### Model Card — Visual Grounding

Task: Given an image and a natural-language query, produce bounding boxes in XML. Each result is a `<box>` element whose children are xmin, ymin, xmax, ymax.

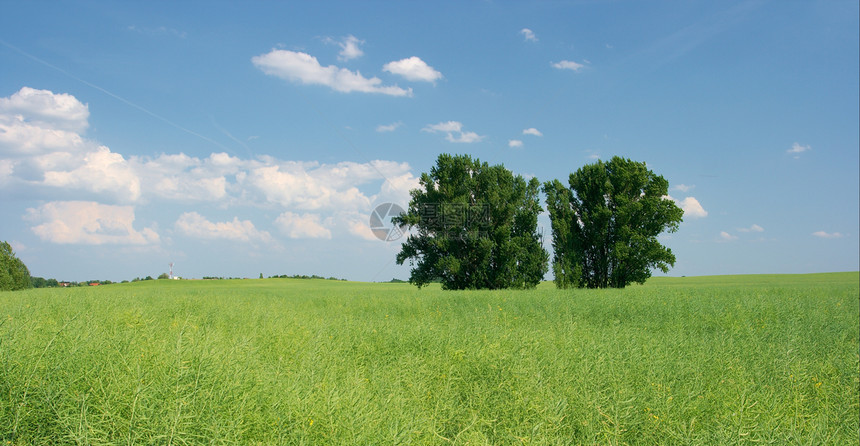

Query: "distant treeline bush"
<box><xmin>269</xmin><ymin>274</ymin><xmax>346</xmax><ymax>281</ymax></box>
<box><xmin>31</xmin><ymin>277</ymin><xmax>117</xmax><ymax>287</ymax></box>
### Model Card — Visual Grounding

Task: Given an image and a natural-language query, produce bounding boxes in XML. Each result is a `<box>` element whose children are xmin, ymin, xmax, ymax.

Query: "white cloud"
<box><xmin>738</xmin><ymin>224</ymin><xmax>764</xmax><ymax>233</ymax></box>
<box><xmin>252</xmin><ymin>49</ymin><xmax>412</xmax><ymax>96</ymax></box>
<box><xmin>422</xmin><ymin>121</ymin><xmax>485</xmax><ymax>143</ymax></box>
<box><xmin>132</xmin><ymin>152</ymin><xmax>235</xmax><ymax>202</ymax></box>
<box><xmin>341</xmin><ymin>212</ymin><xmax>381</xmax><ymax>241</ymax></box>
<box><xmin>0</xmin><ymin>114</ymin><xmax>87</xmax><ymax>156</ymax></box>
<box><xmin>0</xmin><ymin>88</ymin><xmax>142</xmax><ymax>202</ymax></box>
<box><xmin>275</xmin><ymin>212</ymin><xmax>332</xmax><ymax>239</ymax></box>
<box><xmin>0</xmin><ymin>88</ymin><xmax>415</xmax><ymax>209</ymax></box>
<box><xmin>376</xmin><ymin>122</ymin><xmax>402</xmax><ymax>132</ymax></box>
<box><xmin>243</xmin><ymin>159</ymin><xmax>413</xmax><ymax>212</ymax></box>
<box><xmin>552</xmin><ymin>60</ymin><xmax>585</xmax><ymax>72</ymax></box>
<box><xmin>383</xmin><ymin>57</ymin><xmax>443</xmax><ymax>83</ymax></box>
<box><xmin>1</xmin><ymin>88</ymin><xmax>426</xmax><ymax>247</ymax></box>
<box><xmin>423</xmin><ymin>121</ymin><xmax>463</xmax><ymax>133</ymax></box>
<box><xmin>670</xmin><ymin>196</ymin><xmax>707</xmax><ymax>219</ymax></box>
<box><xmin>509</xmin><ymin>139</ymin><xmax>523</xmax><ymax>148</ymax></box>
<box><xmin>449</xmin><ymin>131</ymin><xmax>484</xmax><ymax>143</ymax></box>
<box><xmin>0</xmin><ymin>87</ymin><xmax>91</xmax><ymax>158</ymax></box>
<box><xmin>522</xmin><ymin>128</ymin><xmax>543</xmax><ymax>137</ymax></box>
<box><xmin>175</xmin><ymin>212</ymin><xmax>272</xmax><ymax>242</ymax></box>
<box><xmin>672</xmin><ymin>184</ymin><xmax>694</xmax><ymax>193</ymax></box>
<box><xmin>0</xmin><ymin>87</ymin><xmax>89</xmax><ymax>133</ymax></box>
<box><xmin>26</xmin><ymin>201</ymin><xmax>159</xmax><ymax>245</ymax></box>
<box><xmin>335</xmin><ymin>35</ymin><xmax>364</xmax><ymax>61</ymax></box>
<box><xmin>520</xmin><ymin>28</ymin><xmax>538</xmax><ymax>42</ymax></box>
<box><xmin>43</xmin><ymin>146</ymin><xmax>141</xmax><ymax>202</ymax></box>
<box><xmin>719</xmin><ymin>231</ymin><xmax>738</xmax><ymax>241</ymax></box>
<box><xmin>812</xmin><ymin>231</ymin><xmax>844</xmax><ymax>239</ymax></box>
<box><xmin>787</xmin><ymin>142</ymin><xmax>811</xmax><ymax>154</ymax></box>
<box><xmin>0</xmin><ymin>159</ymin><xmax>12</xmax><ymax>180</ymax></box>
<box><xmin>376</xmin><ymin>171</ymin><xmax>420</xmax><ymax>207</ymax></box>
<box><xmin>247</xmin><ymin>163</ymin><xmax>369</xmax><ymax>211</ymax></box>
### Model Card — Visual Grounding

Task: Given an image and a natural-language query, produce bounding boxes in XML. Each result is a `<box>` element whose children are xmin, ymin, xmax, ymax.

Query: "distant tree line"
<box><xmin>268</xmin><ymin>274</ymin><xmax>346</xmax><ymax>281</ymax></box>
<box><xmin>395</xmin><ymin>154</ymin><xmax>684</xmax><ymax>290</ymax></box>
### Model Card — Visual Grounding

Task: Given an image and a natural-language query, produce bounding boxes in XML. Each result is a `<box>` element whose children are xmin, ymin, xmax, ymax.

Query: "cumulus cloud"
<box><xmin>240</xmin><ymin>159</ymin><xmax>413</xmax><ymax>212</ymax></box>
<box><xmin>252</xmin><ymin>49</ymin><xmax>412</xmax><ymax>96</ymax></box>
<box><xmin>787</xmin><ymin>142</ymin><xmax>811</xmax><ymax>155</ymax></box>
<box><xmin>0</xmin><ymin>87</ymin><xmax>141</xmax><ymax>201</ymax></box>
<box><xmin>738</xmin><ymin>224</ymin><xmax>764</xmax><ymax>233</ymax></box>
<box><xmin>520</xmin><ymin>28</ymin><xmax>538</xmax><ymax>42</ymax></box>
<box><xmin>719</xmin><ymin>231</ymin><xmax>738</xmax><ymax>241</ymax></box>
<box><xmin>383</xmin><ymin>57</ymin><xmax>443</xmax><ymax>83</ymax></box>
<box><xmin>522</xmin><ymin>128</ymin><xmax>543</xmax><ymax>137</ymax></box>
<box><xmin>248</xmin><ymin>164</ymin><xmax>365</xmax><ymax>210</ymax></box>
<box><xmin>423</xmin><ymin>121</ymin><xmax>462</xmax><ymax>133</ymax></box>
<box><xmin>509</xmin><ymin>140</ymin><xmax>523</xmax><ymax>148</ymax></box>
<box><xmin>552</xmin><ymin>60</ymin><xmax>585</xmax><ymax>72</ymax></box>
<box><xmin>0</xmin><ymin>87</ymin><xmax>89</xmax><ymax>133</ymax></box>
<box><xmin>667</xmin><ymin>196</ymin><xmax>707</xmax><ymax>219</ymax></box>
<box><xmin>422</xmin><ymin>121</ymin><xmax>485</xmax><ymax>143</ymax></box>
<box><xmin>275</xmin><ymin>212</ymin><xmax>332</xmax><ymax>239</ymax></box>
<box><xmin>344</xmin><ymin>215</ymin><xmax>381</xmax><ymax>241</ymax></box>
<box><xmin>26</xmin><ymin>201</ymin><xmax>159</xmax><ymax>245</ymax></box>
<box><xmin>812</xmin><ymin>231</ymin><xmax>843</xmax><ymax>239</ymax></box>
<box><xmin>0</xmin><ymin>114</ymin><xmax>87</xmax><ymax>156</ymax></box>
<box><xmin>376</xmin><ymin>171</ymin><xmax>420</xmax><ymax>207</ymax></box>
<box><xmin>0</xmin><ymin>88</ymin><xmax>417</xmax><ymax>210</ymax></box>
<box><xmin>2</xmin><ymin>88</ymin><xmax>427</xmax><ymax>248</ymax></box>
<box><xmin>43</xmin><ymin>146</ymin><xmax>141</xmax><ymax>202</ymax></box>
<box><xmin>376</xmin><ymin>122</ymin><xmax>402</xmax><ymax>132</ymax></box>
<box><xmin>0</xmin><ymin>87</ymin><xmax>90</xmax><ymax>158</ymax></box>
<box><xmin>131</xmin><ymin>152</ymin><xmax>236</xmax><ymax>202</ymax></box>
<box><xmin>332</xmin><ymin>35</ymin><xmax>364</xmax><ymax>61</ymax></box>
<box><xmin>175</xmin><ymin>212</ymin><xmax>272</xmax><ymax>242</ymax></box>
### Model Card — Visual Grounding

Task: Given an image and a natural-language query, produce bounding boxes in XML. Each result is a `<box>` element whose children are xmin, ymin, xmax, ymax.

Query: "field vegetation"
<box><xmin>1</xmin><ymin>273</ymin><xmax>857</xmax><ymax>444</ymax></box>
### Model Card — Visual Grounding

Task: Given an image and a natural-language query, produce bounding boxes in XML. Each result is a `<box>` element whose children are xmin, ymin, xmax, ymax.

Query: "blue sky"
<box><xmin>1</xmin><ymin>0</ymin><xmax>857</xmax><ymax>282</ymax></box>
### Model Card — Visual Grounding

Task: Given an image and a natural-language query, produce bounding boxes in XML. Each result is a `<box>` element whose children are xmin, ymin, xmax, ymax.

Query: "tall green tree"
<box><xmin>0</xmin><ymin>241</ymin><xmax>32</xmax><ymax>291</ymax></box>
<box><xmin>543</xmin><ymin>157</ymin><xmax>683</xmax><ymax>289</ymax></box>
<box><xmin>395</xmin><ymin>154</ymin><xmax>548</xmax><ymax>289</ymax></box>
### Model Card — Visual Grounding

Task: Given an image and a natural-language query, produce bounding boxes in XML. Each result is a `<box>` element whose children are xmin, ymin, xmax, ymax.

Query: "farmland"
<box><xmin>1</xmin><ymin>273</ymin><xmax>857</xmax><ymax>444</ymax></box>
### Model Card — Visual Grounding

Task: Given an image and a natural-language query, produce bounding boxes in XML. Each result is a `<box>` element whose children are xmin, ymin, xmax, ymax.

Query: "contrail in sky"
<box><xmin>0</xmin><ymin>38</ymin><xmax>236</xmax><ymax>155</ymax></box>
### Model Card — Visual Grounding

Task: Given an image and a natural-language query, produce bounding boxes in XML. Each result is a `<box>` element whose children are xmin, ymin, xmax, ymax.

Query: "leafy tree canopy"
<box><xmin>395</xmin><ymin>153</ymin><xmax>548</xmax><ymax>290</ymax></box>
<box><xmin>1</xmin><ymin>241</ymin><xmax>32</xmax><ymax>291</ymax></box>
<box><xmin>543</xmin><ymin>156</ymin><xmax>683</xmax><ymax>289</ymax></box>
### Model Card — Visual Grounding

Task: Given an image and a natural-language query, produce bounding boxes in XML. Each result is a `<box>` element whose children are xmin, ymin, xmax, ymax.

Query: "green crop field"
<box><xmin>1</xmin><ymin>273</ymin><xmax>857</xmax><ymax>444</ymax></box>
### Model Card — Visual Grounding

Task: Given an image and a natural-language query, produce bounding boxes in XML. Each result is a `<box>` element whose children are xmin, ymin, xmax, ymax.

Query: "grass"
<box><xmin>0</xmin><ymin>273</ymin><xmax>857</xmax><ymax>444</ymax></box>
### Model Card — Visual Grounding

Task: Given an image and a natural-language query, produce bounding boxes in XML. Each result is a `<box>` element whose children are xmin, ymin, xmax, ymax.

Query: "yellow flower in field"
<box><xmin>309</xmin><ymin>418</ymin><xmax>314</xmax><ymax>426</ymax></box>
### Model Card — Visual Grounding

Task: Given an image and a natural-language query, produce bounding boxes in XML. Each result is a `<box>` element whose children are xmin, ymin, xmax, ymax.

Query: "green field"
<box><xmin>1</xmin><ymin>273</ymin><xmax>858</xmax><ymax>444</ymax></box>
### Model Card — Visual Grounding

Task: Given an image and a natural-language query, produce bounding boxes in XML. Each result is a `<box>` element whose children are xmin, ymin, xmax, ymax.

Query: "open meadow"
<box><xmin>1</xmin><ymin>273</ymin><xmax>858</xmax><ymax>444</ymax></box>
